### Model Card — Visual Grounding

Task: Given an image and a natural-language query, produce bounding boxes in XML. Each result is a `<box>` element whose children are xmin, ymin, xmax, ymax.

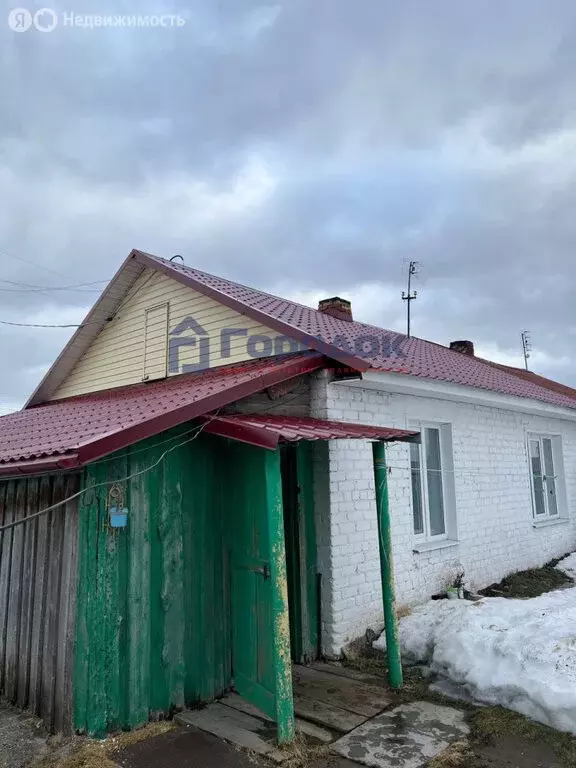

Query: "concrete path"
<box><xmin>331</xmin><ymin>701</ymin><xmax>470</xmax><ymax>768</ymax></box>
<box><xmin>175</xmin><ymin>704</ymin><xmax>285</xmax><ymax>762</ymax></box>
<box><xmin>175</xmin><ymin>661</ymin><xmax>392</xmax><ymax>756</ymax></box>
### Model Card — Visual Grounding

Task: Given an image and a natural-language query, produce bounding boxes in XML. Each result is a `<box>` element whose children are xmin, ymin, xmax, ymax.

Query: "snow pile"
<box><xmin>557</xmin><ymin>552</ymin><xmax>576</xmax><ymax>581</ymax></box>
<box><xmin>374</xmin><ymin>587</ymin><xmax>576</xmax><ymax>733</ymax></box>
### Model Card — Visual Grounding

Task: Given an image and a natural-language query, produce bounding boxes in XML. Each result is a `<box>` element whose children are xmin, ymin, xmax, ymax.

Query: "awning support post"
<box><xmin>372</xmin><ymin>440</ymin><xmax>403</xmax><ymax>689</ymax></box>
<box><xmin>264</xmin><ymin>450</ymin><xmax>296</xmax><ymax>745</ymax></box>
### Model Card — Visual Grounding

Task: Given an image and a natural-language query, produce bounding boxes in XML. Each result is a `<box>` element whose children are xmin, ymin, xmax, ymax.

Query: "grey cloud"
<box><xmin>0</xmin><ymin>0</ymin><xmax>576</xmax><ymax>407</ymax></box>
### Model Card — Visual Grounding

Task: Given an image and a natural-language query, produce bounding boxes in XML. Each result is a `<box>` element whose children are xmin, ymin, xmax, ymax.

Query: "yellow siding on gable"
<box><xmin>51</xmin><ymin>269</ymin><xmax>303</xmax><ymax>400</ymax></box>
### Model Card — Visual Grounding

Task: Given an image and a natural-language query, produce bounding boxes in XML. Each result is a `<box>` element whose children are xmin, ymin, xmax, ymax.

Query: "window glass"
<box><xmin>425</xmin><ymin>427</ymin><xmax>446</xmax><ymax>536</ymax></box>
<box><xmin>542</xmin><ymin>438</ymin><xmax>558</xmax><ymax>517</ymax></box>
<box><xmin>410</xmin><ymin>442</ymin><xmax>424</xmax><ymax>535</ymax></box>
<box><xmin>530</xmin><ymin>439</ymin><xmax>546</xmax><ymax>516</ymax></box>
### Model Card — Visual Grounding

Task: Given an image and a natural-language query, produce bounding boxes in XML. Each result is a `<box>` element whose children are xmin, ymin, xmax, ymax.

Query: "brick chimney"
<box><xmin>318</xmin><ymin>296</ymin><xmax>353</xmax><ymax>322</ymax></box>
<box><xmin>450</xmin><ymin>340</ymin><xmax>475</xmax><ymax>356</ymax></box>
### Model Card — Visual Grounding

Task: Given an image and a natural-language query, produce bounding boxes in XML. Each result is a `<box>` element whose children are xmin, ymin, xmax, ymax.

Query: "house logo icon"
<box><xmin>168</xmin><ymin>317</ymin><xmax>211</xmax><ymax>374</ymax></box>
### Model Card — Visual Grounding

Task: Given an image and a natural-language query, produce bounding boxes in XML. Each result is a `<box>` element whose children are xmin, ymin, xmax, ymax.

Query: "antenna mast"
<box><xmin>521</xmin><ymin>330</ymin><xmax>532</xmax><ymax>371</ymax></box>
<box><xmin>401</xmin><ymin>261</ymin><xmax>419</xmax><ymax>338</ymax></box>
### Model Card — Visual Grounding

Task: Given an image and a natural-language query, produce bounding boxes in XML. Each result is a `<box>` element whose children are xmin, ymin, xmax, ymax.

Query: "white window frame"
<box><xmin>527</xmin><ymin>433</ymin><xmax>568</xmax><ymax>523</ymax></box>
<box><xmin>409</xmin><ymin>422</ymin><xmax>457</xmax><ymax>548</ymax></box>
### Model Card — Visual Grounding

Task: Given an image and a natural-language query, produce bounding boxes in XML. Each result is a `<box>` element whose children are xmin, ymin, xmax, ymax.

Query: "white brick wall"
<box><xmin>311</xmin><ymin>371</ymin><xmax>576</xmax><ymax>656</ymax></box>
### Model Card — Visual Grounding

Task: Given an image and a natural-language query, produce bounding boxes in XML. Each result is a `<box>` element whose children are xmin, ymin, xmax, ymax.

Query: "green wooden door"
<box><xmin>228</xmin><ymin>445</ymin><xmax>276</xmax><ymax>718</ymax></box>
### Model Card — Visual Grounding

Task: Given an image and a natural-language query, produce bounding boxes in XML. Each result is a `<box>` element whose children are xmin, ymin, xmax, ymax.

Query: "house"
<box><xmin>0</xmin><ymin>248</ymin><xmax>574</xmax><ymax>739</ymax></box>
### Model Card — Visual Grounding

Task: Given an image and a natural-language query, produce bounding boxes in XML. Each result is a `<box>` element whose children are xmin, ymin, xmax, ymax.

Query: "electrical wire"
<box><xmin>0</xmin><ymin>423</ymin><xmax>564</xmax><ymax>531</ymax></box>
<box><xmin>0</xmin><ymin>279</ymin><xmax>106</xmax><ymax>289</ymax></box>
<box><xmin>0</xmin><ymin>247</ymin><xmax>77</xmax><ymax>280</ymax></box>
<box><xmin>0</xmin><ymin>416</ymin><xmax>216</xmax><ymax>533</ymax></box>
<box><xmin>0</xmin><ymin>281</ymin><xmax>106</xmax><ymax>293</ymax></box>
<box><xmin>379</xmin><ymin>463</ymin><xmax>563</xmax><ymax>480</ymax></box>
<box><xmin>109</xmin><ymin>271</ymin><xmax>156</xmax><ymax>323</ymax></box>
<box><xmin>0</xmin><ymin>271</ymin><xmax>154</xmax><ymax>330</ymax></box>
<box><xmin>88</xmin><ymin>424</ymin><xmax>202</xmax><ymax>467</ymax></box>
<box><xmin>87</xmin><ymin>390</ymin><xmax>304</xmax><ymax>469</ymax></box>
<box><xmin>0</xmin><ymin>318</ymin><xmax>106</xmax><ymax>329</ymax></box>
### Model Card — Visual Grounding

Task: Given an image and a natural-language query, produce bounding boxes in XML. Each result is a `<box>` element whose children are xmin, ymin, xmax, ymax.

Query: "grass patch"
<box><xmin>31</xmin><ymin>742</ymin><xmax>117</xmax><ymax>768</ymax></box>
<box><xmin>479</xmin><ymin>558</ymin><xmax>573</xmax><ymax>599</ymax></box>
<box><xmin>277</xmin><ymin>732</ymin><xmax>331</xmax><ymax>768</ymax></box>
<box><xmin>471</xmin><ymin>707</ymin><xmax>576</xmax><ymax>767</ymax></box>
<box><xmin>427</xmin><ymin>741</ymin><xmax>480</xmax><ymax>767</ymax></box>
<box><xmin>107</xmin><ymin>720</ymin><xmax>174</xmax><ymax>751</ymax></box>
<box><xmin>31</xmin><ymin>721</ymin><xmax>174</xmax><ymax>768</ymax></box>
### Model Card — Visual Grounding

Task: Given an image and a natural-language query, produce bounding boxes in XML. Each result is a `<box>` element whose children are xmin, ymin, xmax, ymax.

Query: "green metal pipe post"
<box><xmin>372</xmin><ymin>440</ymin><xmax>403</xmax><ymax>688</ymax></box>
<box><xmin>264</xmin><ymin>449</ymin><xmax>296</xmax><ymax>745</ymax></box>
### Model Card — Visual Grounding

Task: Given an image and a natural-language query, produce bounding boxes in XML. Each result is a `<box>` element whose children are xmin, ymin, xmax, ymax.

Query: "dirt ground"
<box><xmin>0</xmin><ymin>701</ymin><xmax>53</xmax><ymax>768</ymax></box>
<box><xmin>478</xmin><ymin>555</ymin><xmax>574</xmax><ymax>599</ymax></box>
<box><xmin>0</xmin><ymin>713</ymin><xmax>175</xmax><ymax>768</ymax></box>
<box><xmin>1</xmin><ymin>690</ymin><xmax>575</xmax><ymax>768</ymax></box>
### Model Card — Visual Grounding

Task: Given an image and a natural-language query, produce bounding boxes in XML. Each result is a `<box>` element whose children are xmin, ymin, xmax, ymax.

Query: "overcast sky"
<box><xmin>1</xmin><ymin>0</ymin><xmax>576</xmax><ymax>413</ymax></box>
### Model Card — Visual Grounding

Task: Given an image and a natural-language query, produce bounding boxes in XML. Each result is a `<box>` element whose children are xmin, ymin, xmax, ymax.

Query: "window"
<box><xmin>528</xmin><ymin>434</ymin><xmax>565</xmax><ymax>521</ymax></box>
<box><xmin>410</xmin><ymin>424</ymin><xmax>455</xmax><ymax>542</ymax></box>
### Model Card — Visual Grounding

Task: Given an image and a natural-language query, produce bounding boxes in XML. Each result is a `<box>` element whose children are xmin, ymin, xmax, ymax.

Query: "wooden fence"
<box><xmin>0</xmin><ymin>473</ymin><xmax>79</xmax><ymax>733</ymax></box>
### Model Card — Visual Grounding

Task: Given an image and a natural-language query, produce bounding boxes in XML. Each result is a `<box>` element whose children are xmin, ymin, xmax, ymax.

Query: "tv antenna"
<box><xmin>521</xmin><ymin>330</ymin><xmax>532</xmax><ymax>371</ymax></box>
<box><xmin>401</xmin><ymin>261</ymin><xmax>419</xmax><ymax>338</ymax></box>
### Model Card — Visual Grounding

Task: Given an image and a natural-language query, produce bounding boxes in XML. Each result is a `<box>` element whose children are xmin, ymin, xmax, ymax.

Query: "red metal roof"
<box><xmin>482</xmin><ymin>359</ymin><xmax>576</xmax><ymax>400</ymax></box>
<box><xmin>24</xmin><ymin>248</ymin><xmax>576</xmax><ymax>412</ymax></box>
<box><xmin>204</xmin><ymin>414</ymin><xmax>419</xmax><ymax>450</ymax></box>
<box><xmin>135</xmin><ymin>252</ymin><xmax>576</xmax><ymax>411</ymax></box>
<box><xmin>0</xmin><ymin>352</ymin><xmax>324</xmax><ymax>475</ymax></box>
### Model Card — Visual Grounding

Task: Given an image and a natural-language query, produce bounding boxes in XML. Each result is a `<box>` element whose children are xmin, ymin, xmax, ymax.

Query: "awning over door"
<box><xmin>203</xmin><ymin>413</ymin><xmax>420</xmax><ymax>450</ymax></box>
<box><xmin>0</xmin><ymin>352</ymin><xmax>326</xmax><ymax>476</ymax></box>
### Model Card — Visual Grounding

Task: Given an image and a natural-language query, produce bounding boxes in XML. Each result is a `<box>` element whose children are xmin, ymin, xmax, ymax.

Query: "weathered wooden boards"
<box><xmin>0</xmin><ymin>474</ymin><xmax>79</xmax><ymax>734</ymax></box>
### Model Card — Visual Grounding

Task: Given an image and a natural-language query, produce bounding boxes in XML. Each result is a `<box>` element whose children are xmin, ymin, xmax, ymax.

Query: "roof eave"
<box><xmin>354</xmin><ymin>370</ymin><xmax>576</xmax><ymax>418</ymax></box>
<box><xmin>202</xmin><ymin>416</ymin><xmax>280</xmax><ymax>450</ymax></box>
<box><xmin>0</xmin><ymin>454</ymin><xmax>80</xmax><ymax>478</ymax></box>
<box><xmin>25</xmin><ymin>249</ymin><xmax>147</xmax><ymax>408</ymax></box>
<box><xmin>74</xmin><ymin>353</ymin><xmax>325</xmax><ymax>465</ymax></box>
<box><xmin>203</xmin><ymin>414</ymin><xmax>420</xmax><ymax>449</ymax></box>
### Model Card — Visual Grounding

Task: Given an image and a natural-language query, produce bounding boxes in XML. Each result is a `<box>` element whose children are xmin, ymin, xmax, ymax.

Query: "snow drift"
<box><xmin>374</xmin><ymin>554</ymin><xmax>576</xmax><ymax>733</ymax></box>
